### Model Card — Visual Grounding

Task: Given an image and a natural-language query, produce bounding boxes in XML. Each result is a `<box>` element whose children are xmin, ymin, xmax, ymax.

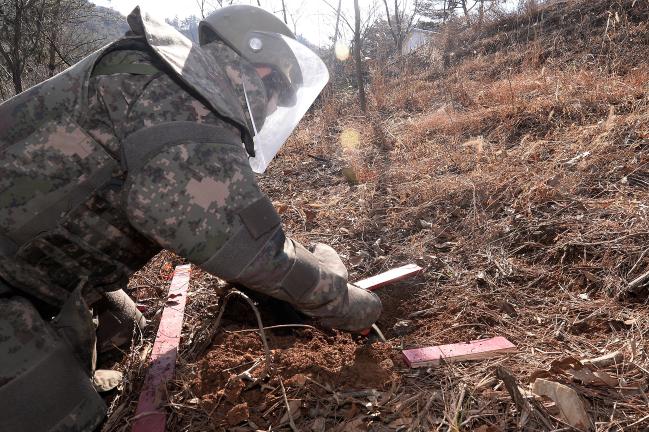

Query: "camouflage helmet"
<box><xmin>199</xmin><ymin>5</ymin><xmax>329</xmax><ymax>173</ymax></box>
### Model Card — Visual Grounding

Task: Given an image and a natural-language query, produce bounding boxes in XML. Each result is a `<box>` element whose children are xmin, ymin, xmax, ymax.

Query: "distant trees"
<box><xmin>0</xmin><ymin>0</ymin><xmax>118</xmax><ymax>98</ymax></box>
<box><xmin>418</xmin><ymin>0</ymin><xmax>506</xmax><ymax>26</ymax></box>
<box><xmin>166</xmin><ymin>15</ymin><xmax>201</xmax><ymax>43</ymax></box>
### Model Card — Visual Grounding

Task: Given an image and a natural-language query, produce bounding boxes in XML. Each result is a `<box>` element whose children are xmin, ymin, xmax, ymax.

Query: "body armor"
<box><xmin>0</xmin><ymin>8</ymin><xmax>249</xmax><ymax>310</ymax></box>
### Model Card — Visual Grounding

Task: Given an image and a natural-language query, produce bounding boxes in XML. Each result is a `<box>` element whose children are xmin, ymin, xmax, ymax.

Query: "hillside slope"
<box><xmin>105</xmin><ymin>1</ymin><xmax>649</xmax><ymax>431</ymax></box>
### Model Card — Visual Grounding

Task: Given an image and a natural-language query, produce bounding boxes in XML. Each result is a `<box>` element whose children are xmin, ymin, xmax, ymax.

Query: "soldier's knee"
<box><xmin>95</xmin><ymin>289</ymin><xmax>147</xmax><ymax>353</ymax></box>
<box><xmin>0</xmin><ymin>297</ymin><xmax>106</xmax><ymax>432</ymax></box>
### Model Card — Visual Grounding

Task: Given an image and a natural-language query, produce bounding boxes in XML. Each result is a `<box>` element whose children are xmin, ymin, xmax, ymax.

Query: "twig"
<box><xmin>451</xmin><ymin>384</ymin><xmax>467</xmax><ymax>432</ymax></box>
<box><xmin>496</xmin><ymin>367</ymin><xmax>553</xmax><ymax>431</ymax></box>
<box><xmin>230</xmin><ymin>324</ymin><xmax>317</xmax><ymax>333</ymax></box>
<box><xmin>623</xmin><ymin>414</ymin><xmax>649</xmax><ymax>430</ymax></box>
<box><xmin>189</xmin><ymin>289</ymin><xmax>272</xmax><ymax>381</ymax></box>
<box><xmin>626</xmin><ymin>269</ymin><xmax>649</xmax><ymax>294</ymax></box>
<box><xmin>279</xmin><ymin>378</ymin><xmax>300</xmax><ymax>432</ymax></box>
<box><xmin>371</xmin><ymin>323</ymin><xmax>387</xmax><ymax>342</ymax></box>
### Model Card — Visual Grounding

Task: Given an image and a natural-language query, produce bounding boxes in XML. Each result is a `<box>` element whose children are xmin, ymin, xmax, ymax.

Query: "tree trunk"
<box><xmin>393</xmin><ymin>0</ymin><xmax>402</xmax><ymax>54</ymax></box>
<box><xmin>11</xmin><ymin>66</ymin><xmax>23</xmax><ymax>94</ymax></box>
<box><xmin>48</xmin><ymin>0</ymin><xmax>63</xmax><ymax>77</ymax></box>
<box><xmin>10</xmin><ymin>0</ymin><xmax>24</xmax><ymax>93</ymax></box>
<box><xmin>461</xmin><ymin>0</ymin><xmax>471</xmax><ymax>24</ymax></box>
<box><xmin>329</xmin><ymin>0</ymin><xmax>342</xmax><ymax>80</ymax></box>
<box><xmin>353</xmin><ymin>0</ymin><xmax>366</xmax><ymax>112</ymax></box>
<box><xmin>281</xmin><ymin>0</ymin><xmax>288</xmax><ymax>24</ymax></box>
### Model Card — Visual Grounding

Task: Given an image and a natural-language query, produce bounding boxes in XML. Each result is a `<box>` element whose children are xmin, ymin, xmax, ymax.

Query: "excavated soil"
<box><xmin>193</xmin><ymin>331</ymin><xmax>397</xmax><ymax>429</ymax></box>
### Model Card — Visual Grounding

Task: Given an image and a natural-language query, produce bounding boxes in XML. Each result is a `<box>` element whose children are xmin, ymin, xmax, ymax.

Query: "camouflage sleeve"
<box><xmin>124</xmin><ymin>138</ymin><xmax>381</xmax><ymax>331</ymax></box>
<box><xmin>90</xmin><ymin>53</ymin><xmax>380</xmax><ymax>331</ymax></box>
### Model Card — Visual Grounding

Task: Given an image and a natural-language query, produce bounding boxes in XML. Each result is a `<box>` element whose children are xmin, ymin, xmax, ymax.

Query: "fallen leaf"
<box><xmin>500</xmin><ymin>301</ymin><xmax>518</xmax><ymax>317</ymax></box>
<box><xmin>280</xmin><ymin>399</ymin><xmax>302</xmax><ymax>424</ymax></box>
<box><xmin>272</xmin><ymin>200</ymin><xmax>288</xmax><ymax>213</ymax></box>
<box><xmin>388</xmin><ymin>417</ymin><xmax>412</xmax><ymax>428</ymax></box>
<box><xmin>532</xmin><ymin>379</ymin><xmax>593</xmax><ymax>431</ymax></box>
<box><xmin>419</xmin><ymin>219</ymin><xmax>433</xmax><ymax>229</ymax></box>
<box><xmin>337</xmin><ymin>416</ymin><xmax>366</xmax><ymax>432</ymax></box>
<box><xmin>311</xmin><ymin>417</ymin><xmax>326</xmax><ymax>432</ymax></box>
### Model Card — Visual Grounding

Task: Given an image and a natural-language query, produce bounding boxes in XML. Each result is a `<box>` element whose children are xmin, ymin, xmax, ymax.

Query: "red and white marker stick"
<box><xmin>132</xmin><ymin>264</ymin><xmax>191</xmax><ymax>432</ymax></box>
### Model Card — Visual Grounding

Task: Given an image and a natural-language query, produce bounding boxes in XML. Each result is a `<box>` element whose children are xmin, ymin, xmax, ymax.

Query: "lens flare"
<box><xmin>340</xmin><ymin>128</ymin><xmax>360</xmax><ymax>151</ymax></box>
<box><xmin>335</xmin><ymin>42</ymin><xmax>350</xmax><ymax>61</ymax></box>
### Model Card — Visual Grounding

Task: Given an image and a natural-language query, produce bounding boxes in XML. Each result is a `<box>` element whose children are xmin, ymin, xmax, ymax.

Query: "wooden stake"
<box><xmin>354</xmin><ymin>263</ymin><xmax>422</xmax><ymax>291</ymax></box>
<box><xmin>403</xmin><ymin>336</ymin><xmax>517</xmax><ymax>368</ymax></box>
<box><xmin>132</xmin><ymin>265</ymin><xmax>191</xmax><ymax>432</ymax></box>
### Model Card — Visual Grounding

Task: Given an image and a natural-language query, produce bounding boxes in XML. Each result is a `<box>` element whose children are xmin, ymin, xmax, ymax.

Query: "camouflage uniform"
<box><xmin>0</xmin><ymin>7</ymin><xmax>380</xmax><ymax>431</ymax></box>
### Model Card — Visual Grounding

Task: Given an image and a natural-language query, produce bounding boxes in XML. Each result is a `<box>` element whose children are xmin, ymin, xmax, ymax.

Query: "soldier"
<box><xmin>0</xmin><ymin>5</ymin><xmax>382</xmax><ymax>431</ymax></box>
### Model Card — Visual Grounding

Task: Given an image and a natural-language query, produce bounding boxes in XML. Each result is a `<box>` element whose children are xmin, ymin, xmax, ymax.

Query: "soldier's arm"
<box><xmin>123</xmin><ymin>136</ymin><xmax>380</xmax><ymax>331</ymax></box>
<box><xmin>87</xmin><ymin>53</ymin><xmax>380</xmax><ymax>331</ymax></box>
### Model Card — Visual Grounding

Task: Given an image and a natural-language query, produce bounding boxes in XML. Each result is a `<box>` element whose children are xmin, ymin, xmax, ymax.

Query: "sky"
<box><xmin>92</xmin><ymin>0</ymin><xmax>383</xmax><ymax>46</ymax></box>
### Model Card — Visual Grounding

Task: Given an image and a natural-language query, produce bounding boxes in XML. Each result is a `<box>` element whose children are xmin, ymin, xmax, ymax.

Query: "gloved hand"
<box><xmin>311</xmin><ymin>243</ymin><xmax>382</xmax><ymax>332</ymax></box>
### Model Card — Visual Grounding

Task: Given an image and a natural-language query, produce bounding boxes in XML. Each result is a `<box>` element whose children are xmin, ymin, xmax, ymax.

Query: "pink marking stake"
<box><xmin>132</xmin><ymin>264</ymin><xmax>191</xmax><ymax>432</ymax></box>
<box><xmin>354</xmin><ymin>264</ymin><xmax>422</xmax><ymax>336</ymax></box>
<box><xmin>403</xmin><ymin>336</ymin><xmax>517</xmax><ymax>368</ymax></box>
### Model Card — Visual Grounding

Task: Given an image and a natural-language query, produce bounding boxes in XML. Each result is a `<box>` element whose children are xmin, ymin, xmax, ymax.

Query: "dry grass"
<box><xmin>102</xmin><ymin>0</ymin><xmax>649</xmax><ymax>430</ymax></box>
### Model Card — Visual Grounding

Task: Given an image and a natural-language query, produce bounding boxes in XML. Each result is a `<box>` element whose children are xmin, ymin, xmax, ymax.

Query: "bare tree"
<box><xmin>42</xmin><ymin>0</ymin><xmax>104</xmax><ymax>77</ymax></box>
<box><xmin>419</xmin><ymin>0</ymin><xmax>504</xmax><ymax>26</ymax></box>
<box><xmin>353</xmin><ymin>0</ymin><xmax>366</xmax><ymax>112</ymax></box>
<box><xmin>0</xmin><ymin>0</ymin><xmax>47</xmax><ymax>93</ymax></box>
<box><xmin>381</xmin><ymin>0</ymin><xmax>420</xmax><ymax>54</ymax></box>
<box><xmin>0</xmin><ymin>0</ymin><xmax>113</xmax><ymax>96</ymax></box>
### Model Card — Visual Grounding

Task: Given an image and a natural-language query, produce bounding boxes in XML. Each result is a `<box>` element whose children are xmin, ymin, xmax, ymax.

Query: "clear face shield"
<box><xmin>241</xmin><ymin>33</ymin><xmax>329</xmax><ymax>173</ymax></box>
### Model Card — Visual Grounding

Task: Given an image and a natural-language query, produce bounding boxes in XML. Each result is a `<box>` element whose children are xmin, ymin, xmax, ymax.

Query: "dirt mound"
<box><xmin>193</xmin><ymin>330</ymin><xmax>397</xmax><ymax>429</ymax></box>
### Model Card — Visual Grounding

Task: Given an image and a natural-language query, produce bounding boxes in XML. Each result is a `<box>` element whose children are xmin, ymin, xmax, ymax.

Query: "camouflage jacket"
<box><xmin>0</xmin><ymin>8</ymin><xmax>381</xmax><ymax>331</ymax></box>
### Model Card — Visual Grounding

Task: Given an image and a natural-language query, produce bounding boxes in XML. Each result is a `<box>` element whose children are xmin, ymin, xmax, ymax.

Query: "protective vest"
<box><xmin>0</xmin><ymin>8</ymin><xmax>249</xmax><ymax>310</ymax></box>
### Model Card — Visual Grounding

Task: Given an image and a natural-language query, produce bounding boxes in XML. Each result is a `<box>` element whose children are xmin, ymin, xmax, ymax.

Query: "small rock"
<box><xmin>393</xmin><ymin>320</ymin><xmax>414</xmax><ymax>336</ymax></box>
<box><xmin>226</xmin><ymin>402</ymin><xmax>249</xmax><ymax>426</ymax></box>
<box><xmin>286</xmin><ymin>373</ymin><xmax>308</xmax><ymax>388</ymax></box>
<box><xmin>93</xmin><ymin>369</ymin><xmax>122</xmax><ymax>393</ymax></box>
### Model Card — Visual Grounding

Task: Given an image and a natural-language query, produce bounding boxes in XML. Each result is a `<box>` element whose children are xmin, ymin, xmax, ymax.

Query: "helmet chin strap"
<box><xmin>243</xmin><ymin>132</ymin><xmax>256</xmax><ymax>158</ymax></box>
